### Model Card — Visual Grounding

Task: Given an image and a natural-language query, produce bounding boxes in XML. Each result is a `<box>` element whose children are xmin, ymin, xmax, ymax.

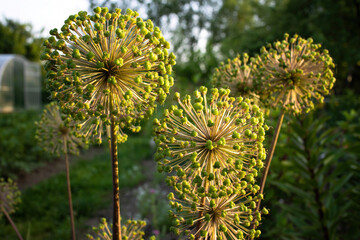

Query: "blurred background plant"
<box><xmin>0</xmin><ymin>178</ymin><xmax>23</xmax><ymax>240</ymax></box>
<box><xmin>36</xmin><ymin>102</ymin><xmax>88</xmax><ymax>240</ymax></box>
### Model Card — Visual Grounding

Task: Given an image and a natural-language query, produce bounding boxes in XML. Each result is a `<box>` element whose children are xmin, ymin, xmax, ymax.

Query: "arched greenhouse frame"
<box><xmin>0</xmin><ymin>54</ymin><xmax>42</xmax><ymax>112</ymax></box>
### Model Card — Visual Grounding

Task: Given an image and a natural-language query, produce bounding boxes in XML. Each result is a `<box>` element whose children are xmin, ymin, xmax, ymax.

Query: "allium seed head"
<box><xmin>43</xmin><ymin>7</ymin><xmax>175</xmax><ymax>143</ymax></box>
<box><xmin>0</xmin><ymin>178</ymin><xmax>21</xmax><ymax>217</ymax></box>
<box><xmin>35</xmin><ymin>102</ymin><xmax>87</xmax><ymax>156</ymax></box>
<box><xmin>86</xmin><ymin>218</ymin><xmax>147</xmax><ymax>240</ymax></box>
<box><xmin>254</xmin><ymin>33</ymin><xmax>336</xmax><ymax>114</ymax></box>
<box><xmin>169</xmin><ymin>191</ymin><xmax>262</xmax><ymax>240</ymax></box>
<box><xmin>154</xmin><ymin>87</ymin><xmax>266</xmax><ymax>191</ymax></box>
<box><xmin>213</xmin><ymin>53</ymin><xmax>258</xmax><ymax>101</ymax></box>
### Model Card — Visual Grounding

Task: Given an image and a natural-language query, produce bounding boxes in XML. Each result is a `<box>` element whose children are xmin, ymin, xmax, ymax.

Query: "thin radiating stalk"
<box><xmin>1</xmin><ymin>206</ymin><xmax>23</xmax><ymax>240</ymax></box>
<box><xmin>63</xmin><ymin>137</ymin><xmax>76</xmax><ymax>240</ymax></box>
<box><xmin>195</xmin><ymin>179</ymin><xmax>209</xmax><ymax>240</ymax></box>
<box><xmin>254</xmin><ymin>111</ymin><xmax>285</xmax><ymax>220</ymax></box>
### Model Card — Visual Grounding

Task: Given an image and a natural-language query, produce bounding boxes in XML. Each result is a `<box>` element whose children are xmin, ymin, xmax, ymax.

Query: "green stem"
<box><xmin>1</xmin><ymin>206</ymin><xmax>24</xmax><ymax>240</ymax></box>
<box><xmin>63</xmin><ymin>138</ymin><xmax>76</xmax><ymax>240</ymax></box>
<box><xmin>253</xmin><ymin>111</ymin><xmax>285</xmax><ymax>228</ymax></box>
<box><xmin>110</xmin><ymin>118</ymin><xmax>121</xmax><ymax>240</ymax></box>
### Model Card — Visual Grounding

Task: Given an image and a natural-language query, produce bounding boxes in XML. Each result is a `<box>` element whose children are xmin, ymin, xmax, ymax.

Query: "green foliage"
<box><xmin>260</xmin><ymin>110</ymin><xmax>360</xmax><ymax>239</ymax></box>
<box><xmin>0</xmin><ymin>111</ymin><xmax>50</xmax><ymax>178</ymax></box>
<box><xmin>0</xmin><ymin>19</ymin><xmax>43</xmax><ymax>61</ymax></box>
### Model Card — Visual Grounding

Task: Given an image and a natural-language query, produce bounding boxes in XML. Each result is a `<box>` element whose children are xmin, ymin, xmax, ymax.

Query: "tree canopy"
<box><xmin>0</xmin><ymin>19</ymin><xmax>43</xmax><ymax>61</ymax></box>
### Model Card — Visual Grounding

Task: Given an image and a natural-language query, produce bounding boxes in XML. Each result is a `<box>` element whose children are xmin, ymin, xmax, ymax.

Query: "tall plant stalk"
<box><xmin>63</xmin><ymin>138</ymin><xmax>76</xmax><ymax>240</ymax></box>
<box><xmin>110</xmin><ymin>117</ymin><xmax>121</xmax><ymax>240</ymax></box>
<box><xmin>1</xmin><ymin>206</ymin><xmax>23</xmax><ymax>240</ymax></box>
<box><xmin>254</xmin><ymin>111</ymin><xmax>285</xmax><ymax>214</ymax></box>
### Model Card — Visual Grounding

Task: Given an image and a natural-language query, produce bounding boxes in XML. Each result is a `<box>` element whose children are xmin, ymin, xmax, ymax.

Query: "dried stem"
<box><xmin>253</xmin><ymin>111</ymin><xmax>285</xmax><ymax>226</ymax></box>
<box><xmin>1</xmin><ymin>206</ymin><xmax>24</xmax><ymax>240</ymax></box>
<box><xmin>63</xmin><ymin>138</ymin><xmax>76</xmax><ymax>240</ymax></box>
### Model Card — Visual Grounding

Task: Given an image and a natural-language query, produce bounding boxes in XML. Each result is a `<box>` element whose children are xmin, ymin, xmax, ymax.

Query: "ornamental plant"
<box><xmin>35</xmin><ymin>102</ymin><xmax>87</xmax><ymax>240</ymax></box>
<box><xmin>212</xmin><ymin>53</ymin><xmax>258</xmax><ymax>101</ymax></box>
<box><xmin>41</xmin><ymin>6</ymin><xmax>175</xmax><ymax>239</ymax></box>
<box><xmin>254</xmin><ymin>33</ymin><xmax>335</xmax><ymax>115</ymax></box>
<box><xmin>86</xmin><ymin>218</ymin><xmax>151</xmax><ymax>240</ymax></box>
<box><xmin>213</xmin><ymin>33</ymin><xmax>336</xmax><ymax>233</ymax></box>
<box><xmin>252</xmin><ymin>33</ymin><xmax>336</xmax><ymax>216</ymax></box>
<box><xmin>0</xmin><ymin>178</ymin><xmax>23</xmax><ymax>240</ymax></box>
<box><xmin>153</xmin><ymin>87</ymin><xmax>268</xmax><ymax>239</ymax></box>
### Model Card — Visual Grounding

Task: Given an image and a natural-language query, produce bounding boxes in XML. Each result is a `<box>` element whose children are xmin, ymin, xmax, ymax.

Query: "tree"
<box><xmin>0</xmin><ymin>19</ymin><xmax>43</xmax><ymax>61</ymax></box>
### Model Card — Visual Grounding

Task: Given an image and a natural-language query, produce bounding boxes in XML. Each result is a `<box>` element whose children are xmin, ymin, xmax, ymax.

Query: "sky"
<box><xmin>0</xmin><ymin>0</ymin><xmax>90</xmax><ymax>37</ymax></box>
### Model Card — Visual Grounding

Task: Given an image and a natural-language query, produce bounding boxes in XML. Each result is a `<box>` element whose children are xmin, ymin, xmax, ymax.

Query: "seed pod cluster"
<box><xmin>86</xmin><ymin>218</ymin><xmax>149</xmax><ymax>240</ymax></box>
<box><xmin>213</xmin><ymin>53</ymin><xmax>258</xmax><ymax>101</ymax></box>
<box><xmin>253</xmin><ymin>33</ymin><xmax>335</xmax><ymax>114</ymax></box>
<box><xmin>35</xmin><ymin>102</ymin><xmax>87</xmax><ymax>156</ymax></box>
<box><xmin>42</xmin><ymin>7</ymin><xmax>176</xmax><ymax>143</ymax></box>
<box><xmin>153</xmin><ymin>87</ymin><xmax>268</xmax><ymax>239</ymax></box>
<box><xmin>0</xmin><ymin>178</ymin><xmax>21</xmax><ymax>217</ymax></box>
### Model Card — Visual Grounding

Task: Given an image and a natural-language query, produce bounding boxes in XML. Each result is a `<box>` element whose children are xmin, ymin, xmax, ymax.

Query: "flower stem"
<box><xmin>255</xmin><ymin>111</ymin><xmax>285</xmax><ymax>215</ymax></box>
<box><xmin>1</xmin><ymin>206</ymin><xmax>23</xmax><ymax>240</ymax></box>
<box><xmin>63</xmin><ymin>138</ymin><xmax>76</xmax><ymax>240</ymax></box>
<box><xmin>110</xmin><ymin>118</ymin><xmax>122</xmax><ymax>240</ymax></box>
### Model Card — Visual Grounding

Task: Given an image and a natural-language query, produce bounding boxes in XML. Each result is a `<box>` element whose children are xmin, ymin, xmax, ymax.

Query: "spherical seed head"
<box><xmin>154</xmin><ymin>87</ymin><xmax>266</xmax><ymax>191</ymax></box>
<box><xmin>0</xmin><ymin>178</ymin><xmax>21</xmax><ymax>217</ymax></box>
<box><xmin>169</xmin><ymin>191</ymin><xmax>260</xmax><ymax>240</ymax></box>
<box><xmin>254</xmin><ymin>33</ymin><xmax>336</xmax><ymax>114</ymax></box>
<box><xmin>36</xmin><ymin>102</ymin><xmax>87</xmax><ymax>156</ymax></box>
<box><xmin>43</xmin><ymin>7</ymin><xmax>175</xmax><ymax>144</ymax></box>
<box><xmin>86</xmin><ymin>218</ymin><xmax>147</xmax><ymax>240</ymax></box>
<box><xmin>213</xmin><ymin>53</ymin><xmax>258</xmax><ymax>100</ymax></box>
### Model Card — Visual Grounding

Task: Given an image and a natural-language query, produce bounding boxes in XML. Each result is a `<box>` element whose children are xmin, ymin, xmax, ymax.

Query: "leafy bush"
<box><xmin>260</xmin><ymin>109</ymin><xmax>360</xmax><ymax>239</ymax></box>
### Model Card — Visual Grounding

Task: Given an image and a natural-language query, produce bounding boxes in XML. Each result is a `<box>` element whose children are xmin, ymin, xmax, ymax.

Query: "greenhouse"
<box><xmin>0</xmin><ymin>54</ymin><xmax>42</xmax><ymax>112</ymax></box>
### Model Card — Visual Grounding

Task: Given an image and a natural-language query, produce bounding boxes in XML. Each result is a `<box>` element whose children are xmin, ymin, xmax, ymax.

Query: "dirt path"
<box><xmin>16</xmin><ymin>147</ymin><xmax>105</xmax><ymax>191</ymax></box>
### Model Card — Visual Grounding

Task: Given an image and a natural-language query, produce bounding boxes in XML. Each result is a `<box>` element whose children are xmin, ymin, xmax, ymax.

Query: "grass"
<box><xmin>0</xmin><ymin>137</ymin><xmax>153</xmax><ymax>240</ymax></box>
